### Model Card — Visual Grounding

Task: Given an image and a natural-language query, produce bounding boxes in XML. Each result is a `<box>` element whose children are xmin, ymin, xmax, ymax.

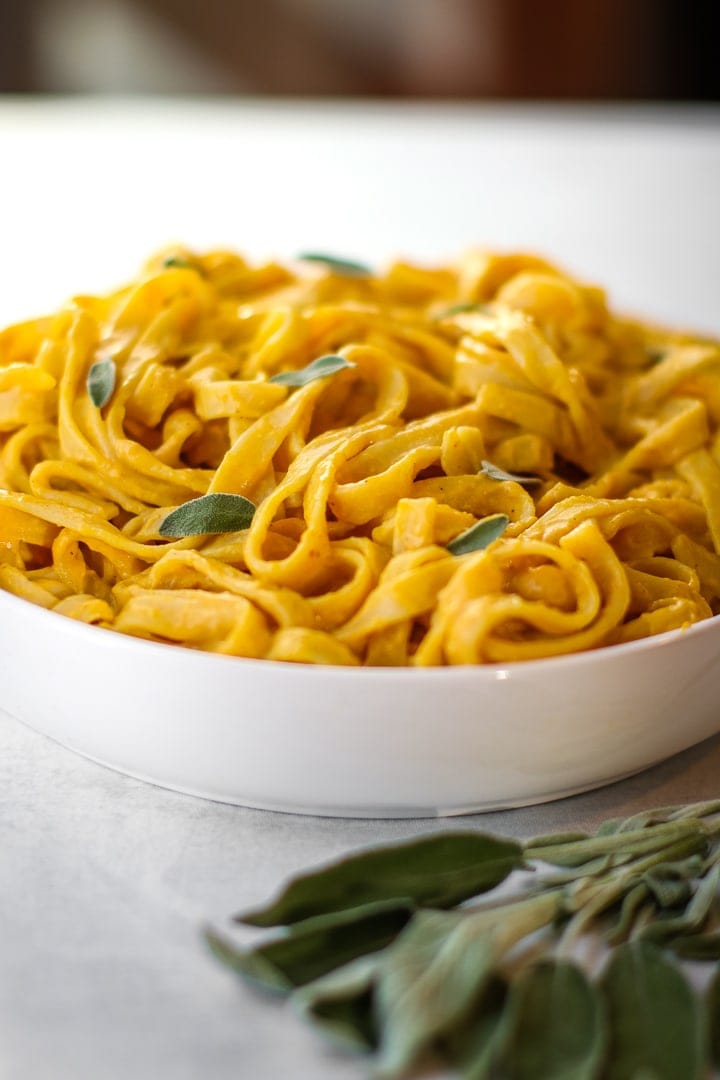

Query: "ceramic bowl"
<box><xmin>3</xmin><ymin>586</ymin><xmax>720</xmax><ymax>817</ymax></box>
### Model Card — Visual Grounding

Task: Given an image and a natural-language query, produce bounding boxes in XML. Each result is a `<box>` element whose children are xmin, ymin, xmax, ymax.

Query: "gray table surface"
<box><xmin>3</xmin><ymin>709</ymin><xmax>720</xmax><ymax>1080</ymax></box>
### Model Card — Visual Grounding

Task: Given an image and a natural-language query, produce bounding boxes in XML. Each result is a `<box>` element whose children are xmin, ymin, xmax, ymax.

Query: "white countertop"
<box><xmin>1</xmin><ymin>99</ymin><xmax>719</xmax><ymax>332</ymax></box>
<box><xmin>4</xmin><ymin>711</ymin><xmax>720</xmax><ymax>1080</ymax></box>
<box><xmin>1</xmin><ymin>99</ymin><xmax>720</xmax><ymax>1080</ymax></box>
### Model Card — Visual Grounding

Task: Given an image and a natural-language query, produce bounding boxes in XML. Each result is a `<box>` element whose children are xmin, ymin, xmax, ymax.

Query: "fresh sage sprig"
<box><xmin>158</xmin><ymin>493</ymin><xmax>256</xmax><ymax>538</ymax></box>
<box><xmin>208</xmin><ymin>800</ymin><xmax>720</xmax><ymax>1079</ymax></box>
<box><xmin>269</xmin><ymin>355</ymin><xmax>356</xmax><ymax>388</ymax></box>
<box><xmin>86</xmin><ymin>358</ymin><xmax>116</xmax><ymax>408</ymax></box>
<box><xmin>297</xmin><ymin>253</ymin><xmax>371</xmax><ymax>277</ymax></box>
<box><xmin>480</xmin><ymin>460</ymin><xmax>542</xmax><ymax>486</ymax></box>
<box><xmin>447</xmin><ymin>513</ymin><xmax>509</xmax><ymax>556</ymax></box>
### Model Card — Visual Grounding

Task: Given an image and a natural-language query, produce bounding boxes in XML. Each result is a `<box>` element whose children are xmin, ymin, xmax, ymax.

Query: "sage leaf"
<box><xmin>596</xmin><ymin>817</ymin><xmax>625</xmax><ymax>837</ymax></box>
<box><xmin>375</xmin><ymin>892</ymin><xmax>562</xmax><ymax>1078</ymax></box>
<box><xmin>296</xmin><ymin>954</ymin><xmax>381</xmax><ymax>1052</ymax></box>
<box><xmin>600</xmin><ymin>941</ymin><xmax>704</xmax><ymax>1080</ymax></box>
<box><xmin>605</xmin><ymin>882</ymin><xmax>651</xmax><ymax>946</ymax></box>
<box><xmin>206</xmin><ymin>900</ymin><xmax>411</xmax><ymax>994</ymax></box>
<box><xmin>268</xmin><ymin>354</ymin><xmax>355</xmax><ymax>387</ymax></box>
<box><xmin>443</xmin><ymin>976</ymin><xmax>507</xmax><ymax>1080</ymax></box>
<box><xmin>642</xmin><ymin>869</ymin><xmax>693</xmax><ymax>910</ymax></box>
<box><xmin>596</xmin><ymin>807</ymin><xmax>677</xmax><ymax>837</ymax></box>
<box><xmin>639</xmin><ymin>863</ymin><xmax>719</xmax><ymax>945</ymax></box>
<box><xmin>708</xmin><ymin>967</ymin><xmax>720</xmax><ymax>1067</ymax></box>
<box><xmin>86</xmin><ymin>358</ymin><xmax>116</xmax><ymax>408</ymax></box>
<box><xmin>480</xmin><ymin>460</ymin><xmax>542</xmax><ymax>486</ymax></box>
<box><xmin>623</xmin><ymin>807</ymin><xmax>681</xmax><ymax>828</ymax></box>
<box><xmin>670</xmin><ymin>799</ymin><xmax>720</xmax><ymax>822</ymax></box>
<box><xmin>670</xmin><ymin>932</ymin><xmax>720</xmax><ymax>961</ymax></box>
<box><xmin>205</xmin><ymin>925</ymin><xmax>296</xmax><ymax>991</ymax></box>
<box><xmin>158</xmin><ymin>493</ymin><xmax>256</xmax><ymax>538</ymax></box>
<box><xmin>161</xmin><ymin>255</ymin><xmax>200</xmax><ymax>272</ymax></box>
<box><xmin>374</xmin><ymin>909</ymin><xmax>496</xmax><ymax>1077</ymax></box>
<box><xmin>434</xmin><ymin>302</ymin><xmax>493</xmax><ymax>319</ymax></box>
<box><xmin>526</xmin><ymin>831</ymin><xmax>590</xmax><ymax>849</ymax></box>
<box><xmin>495</xmin><ymin>961</ymin><xmax>606</xmax><ymax>1080</ymax></box>
<box><xmin>447</xmin><ymin>514</ymin><xmax>509</xmax><ymax>557</ymax></box>
<box><xmin>647</xmin><ymin>854</ymin><xmax>706</xmax><ymax>880</ymax></box>
<box><xmin>297</xmin><ymin>252</ymin><xmax>371</xmax><ymax>276</ymax></box>
<box><xmin>525</xmin><ymin>819</ymin><xmax>707</xmax><ymax>869</ymax></box>
<box><xmin>239</xmin><ymin>831</ymin><xmax>524</xmax><ymax>928</ymax></box>
<box><xmin>593</xmin><ymin>802</ymin><xmax>713</xmax><ymax>839</ymax></box>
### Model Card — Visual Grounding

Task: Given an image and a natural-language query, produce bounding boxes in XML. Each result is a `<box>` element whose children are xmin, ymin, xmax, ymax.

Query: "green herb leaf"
<box><xmin>525</xmin><ymin>818</ymin><xmax>707</xmax><ymax>869</ymax></box>
<box><xmin>648</xmin><ymin>853</ymin><xmax>706</xmax><ymax>879</ymax></box>
<box><xmin>296</xmin><ymin>954</ymin><xmax>381</xmax><ymax>1052</ymax></box>
<box><xmin>444</xmin><ymin>976</ymin><xmax>507</xmax><ymax>1080</ymax></box>
<box><xmin>374</xmin><ymin>909</ymin><xmax>495</xmax><ymax>1077</ymax></box>
<box><xmin>434</xmin><ymin>302</ymin><xmax>493</xmax><ymax>319</ymax></box>
<box><xmin>605</xmin><ymin>882</ymin><xmax>651</xmax><ymax>946</ymax></box>
<box><xmin>375</xmin><ymin>893</ymin><xmax>562</xmax><ymax>1078</ymax></box>
<box><xmin>480</xmin><ymin>459</ymin><xmax>542</xmax><ymax>486</ymax></box>
<box><xmin>495</xmin><ymin>961</ymin><xmax>606</xmax><ymax>1080</ymax></box>
<box><xmin>268</xmin><ymin>354</ymin><xmax>355</xmax><ymax>387</ymax></box>
<box><xmin>642</xmin><ymin>868</ymin><xmax>693</xmax><ymax>910</ymax></box>
<box><xmin>595</xmin><ymin>817</ymin><xmax>625</xmax><ymax>837</ymax></box>
<box><xmin>524</xmin><ymin>831</ymin><xmax>591</xmax><ymax>849</ymax></box>
<box><xmin>669</xmin><ymin>798</ymin><xmax>720</xmax><ymax>822</ymax></box>
<box><xmin>596</xmin><ymin>807</ymin><xmax>682</xmax><ymax>838</ymax></box>
<box><xmin>447</xmin><ymin>514</ymin><xmax>509</xmax><ymax>557</ymax></box>
<box><xmin>600</xmin><ymin>941</ymin><xmax>704</xmax><ymax>1080</ymax></box>
<box><xmin>206</xmin><ymin>900</ymin><xmax>411</xmax><ymax>994</ymax></box>
<box><xmin>708</xmin><ymin>967</ymin><xmax>720</xmax><ymax>1067</ymax></box>
<box><xmin>239</xmin><ymin>831</ymin><xmax>525</xmax><ymax>928</ymax></box>
<box><xmin>161</xmin><ymin>255</ymin><xmax>200</xmax><ymax>272</ymax></box>
<box><xmin>207</xmin><ymin>801</ymin><xmax>720</xmax><ymax>1078</ymax></box>
<box><xmin>158</xmin><ymin>493</ymin><xmax>256</xmax><ymax>538</ymax></box>
<box><xmin>612</xmin><ymin>805</ymin><xmax>686</xmax><ymax>831</ymax></box>
<box><xmin>297</xmin><ymin>253</ymin><xmax>371</xmax><ymax>276</ymax></box>
<box><xmin>205</xmin><ymin>925</ymin><xmax>294</xmax><ymax>990</ymax></box>
<box><xmin>639</xmin><ymin>864</ymin><xmax>719</xmax><ymax>945</ymax></box>
<box><xmin>670</xmin><ymin>932</ymin><xmax>720</xmax><ymax>961</ymax></box>
<box><xmin>86</xmin><ymin>358</ymin><xmax>116</xmax><ymax>408</ymax></box>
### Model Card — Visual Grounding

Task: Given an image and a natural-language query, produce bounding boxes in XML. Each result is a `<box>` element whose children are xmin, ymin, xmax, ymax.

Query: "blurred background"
<box><xmin>2</xmin><ymin>0</ymin><xmax>719</xmax><ymax>99</ymax></box>
<box><xmin>1</xmin><ymin>0</ymin><xmax>718</xmax><ymax>332</ymax></box>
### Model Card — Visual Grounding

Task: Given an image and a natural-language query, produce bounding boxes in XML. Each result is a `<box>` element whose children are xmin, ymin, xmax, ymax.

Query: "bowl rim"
<box><xmin>2</xmin><ymin>582</ymin><xmax>719</xmax><ymax>682</ymax></box>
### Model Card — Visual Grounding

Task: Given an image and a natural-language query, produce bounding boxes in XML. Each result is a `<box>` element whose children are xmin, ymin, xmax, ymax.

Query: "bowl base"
<box><xmin>16</xmin><ymin>713</ymin><xmax>648</xmax><ymax>818</ymax></box>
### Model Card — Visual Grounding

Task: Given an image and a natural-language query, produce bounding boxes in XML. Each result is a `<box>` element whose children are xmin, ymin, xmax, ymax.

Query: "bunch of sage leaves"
<box><xmin>207</xmin><ymin>801</ymin><xmax>720</xmax><ymax>1079</ymax></box>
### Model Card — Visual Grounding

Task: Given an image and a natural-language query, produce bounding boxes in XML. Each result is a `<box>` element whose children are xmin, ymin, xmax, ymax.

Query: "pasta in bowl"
<box><xmin>1</xmin><ymin>248</ymin><xmax>720</xmax><ymax>815</ymax></box>
<box><xmin>2</xmin><ymin>247</ymin><xmax>719</xmax><ymax>665</ymax></box>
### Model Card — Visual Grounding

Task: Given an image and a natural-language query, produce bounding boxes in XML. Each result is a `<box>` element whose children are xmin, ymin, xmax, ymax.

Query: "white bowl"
<box><xmin>5</xmin><ymin>586</ymin><xmax>720</xmax><ymax>818</ymax></box>
<box><xmin>3</xmin><ymin>587</ymin><xmax>720</xmax><ymax>818</ymax></box>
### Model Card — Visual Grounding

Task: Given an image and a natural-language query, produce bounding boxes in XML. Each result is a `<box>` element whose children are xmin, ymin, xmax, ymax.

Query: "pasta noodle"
<box><xmin>1</xmin><ymin>247</ymin><xmax>719</xmax><ymax>666</ymax></box>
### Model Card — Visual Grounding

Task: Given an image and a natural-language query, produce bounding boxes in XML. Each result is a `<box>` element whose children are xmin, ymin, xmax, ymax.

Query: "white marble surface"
<box><xmin>1</xmin><ymin>100</ymin><xmax>720</xmax><ymax>1079</ymax></box>
<box><xmin>3</xmin><ymin>709</ymin><xmax>720</xmax><ymax>1080</ymax></box>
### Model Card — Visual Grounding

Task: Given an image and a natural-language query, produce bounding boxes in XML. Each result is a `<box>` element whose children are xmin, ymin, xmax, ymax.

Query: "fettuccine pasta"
<box><xmin>1</xmin><ymin>248</ymin><xmax>718</xmax><ymax>666</ymax></box>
